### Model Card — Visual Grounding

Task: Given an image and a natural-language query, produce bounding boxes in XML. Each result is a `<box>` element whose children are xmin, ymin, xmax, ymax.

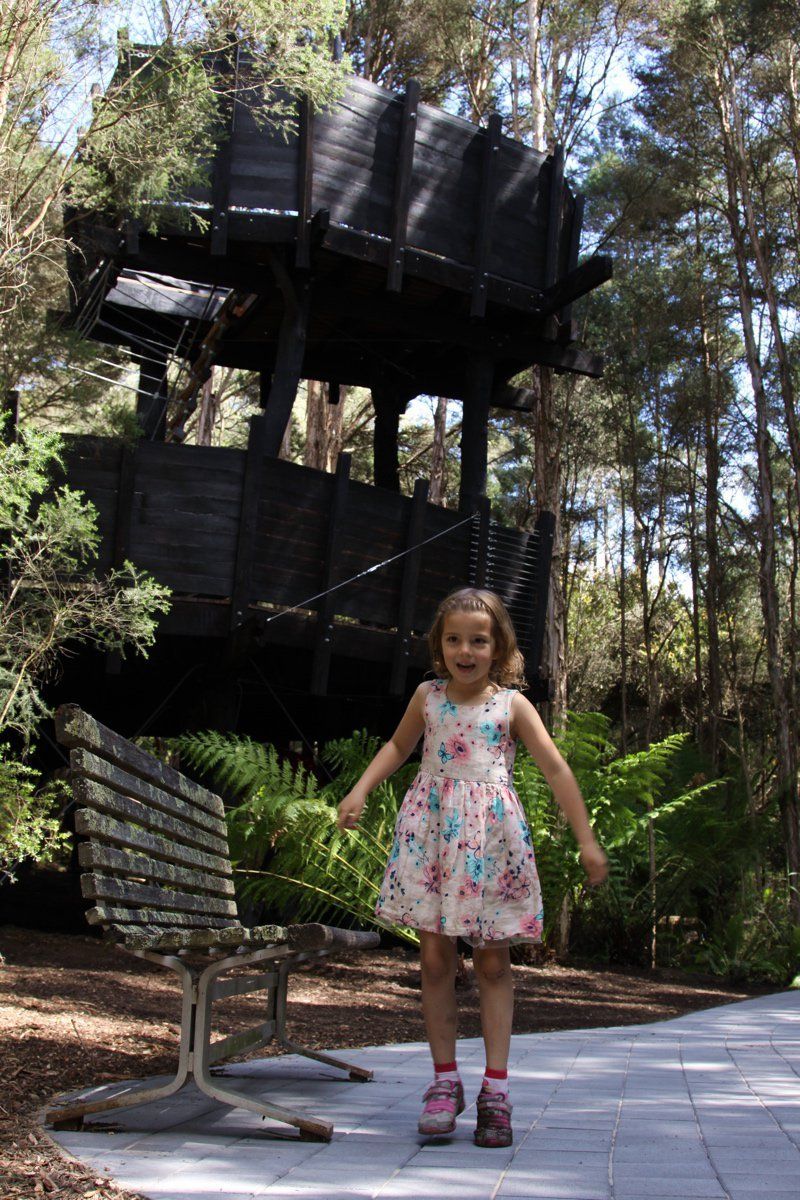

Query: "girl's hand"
<box><xmin>580</xmin><ymin>841</ymin><xmax>608</xmax><ymax>886</ymax></box>
<box><xmin>337</xmin><ymin>791</ymin><xmax>366</xmax><ymax>831</ymax></box>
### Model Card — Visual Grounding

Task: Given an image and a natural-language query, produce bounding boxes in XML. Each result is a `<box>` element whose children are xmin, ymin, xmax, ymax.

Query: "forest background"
<box><xmin>2</xmin><ymin>0</ymin><xmax>799</xmax><ymax>982</ymax></box>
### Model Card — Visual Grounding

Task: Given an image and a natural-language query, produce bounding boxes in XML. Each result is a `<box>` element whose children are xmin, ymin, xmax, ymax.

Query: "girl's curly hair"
<box><xmin>428</xmin><ymin>587</ymin><xmax>527</xmax><ymax>689</ymax></box>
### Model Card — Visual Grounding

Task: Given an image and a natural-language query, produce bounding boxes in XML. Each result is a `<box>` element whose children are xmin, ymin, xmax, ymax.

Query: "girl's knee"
<box><xmin>473</xmin><ymin>946</ymin><xmax>511</xmax><ymax>985</ymax></box>
<box><xmin>419</xmin><ymin>933</ymin><xmax>457</xmax><ymax>984</ymax></box>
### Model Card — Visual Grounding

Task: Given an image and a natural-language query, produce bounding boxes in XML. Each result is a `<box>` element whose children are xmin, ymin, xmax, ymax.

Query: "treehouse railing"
<box><xmin>61</xmin><ymin>426</ymin><xmax>553</xmax><ymax>696</ymax></box>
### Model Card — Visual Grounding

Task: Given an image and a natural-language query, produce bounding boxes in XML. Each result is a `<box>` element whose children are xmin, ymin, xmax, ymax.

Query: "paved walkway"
<box><xmin>47</xmin><ymin>991</ymin><xmax>800</xmax><ymax>1200</ymax></box>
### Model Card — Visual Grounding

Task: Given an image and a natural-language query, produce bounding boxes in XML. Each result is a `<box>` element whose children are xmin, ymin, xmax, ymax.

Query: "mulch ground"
<box><xmin>0</xmin><ymin>926</ymin><xmax>771</xmax><ymax>1200</ymax></box>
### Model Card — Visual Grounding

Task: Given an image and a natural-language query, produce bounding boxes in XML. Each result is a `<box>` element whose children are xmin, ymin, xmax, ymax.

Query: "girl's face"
<box><xmin>441</xmin><ymin>609</ymin><xmax>496</xmax><ymax>689</ymax></box>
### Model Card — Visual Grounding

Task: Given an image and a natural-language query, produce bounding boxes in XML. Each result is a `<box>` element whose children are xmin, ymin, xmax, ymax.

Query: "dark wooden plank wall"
<box><xmin>197</xmin><ymin>76</ymin><xmax>562</xmax><ymax>293</ymax></box>
<box><xmin>59</xmin><ymin>438</ymin><xmax>540</xmax><ymax>643</ymax></box>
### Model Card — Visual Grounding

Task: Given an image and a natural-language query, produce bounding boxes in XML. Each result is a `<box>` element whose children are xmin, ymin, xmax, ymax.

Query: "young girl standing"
<box><xmin>337</xmin><ymin>588</ymin><xmax>607</xmax><ymax>1147</ymax></box>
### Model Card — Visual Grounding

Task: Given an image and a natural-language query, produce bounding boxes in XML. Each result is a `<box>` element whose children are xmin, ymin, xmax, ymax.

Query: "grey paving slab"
<box><xmin>44</xmin><ymin>990</ymin><xmax>800</xmax><ymax>1200</ymax></box>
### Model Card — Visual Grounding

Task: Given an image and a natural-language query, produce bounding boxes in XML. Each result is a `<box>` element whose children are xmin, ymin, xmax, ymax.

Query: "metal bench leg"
<box><xmin>274</xmin><ymin>961</ymin><xmax>373</xmax><ymax>1083</ymax></box>
<box><xmin>46</xmin><ymin>955</ymin><xmax>194</xmax><ymax>1130</ymax></box>
<box><xmin>193</xmin><ymin>952</ymin><xmax>333</xmax><ymax>1141</ymax></box>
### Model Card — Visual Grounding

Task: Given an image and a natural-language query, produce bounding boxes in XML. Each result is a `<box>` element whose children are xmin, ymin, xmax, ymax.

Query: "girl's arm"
<box><xmin>511</xmin><ymin>693</ymin><xmax>608</xmax><ymax>885</ymax></box>
<box><xmin>336</xmin><ymin>683</ymin><xmax>428</xmax><ymax>830</ymax></box>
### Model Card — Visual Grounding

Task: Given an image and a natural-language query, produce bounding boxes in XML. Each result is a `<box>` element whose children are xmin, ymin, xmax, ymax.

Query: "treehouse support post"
<box><xmin>372</xmin><ymin>382</ymin><xmax>410</xmax><ymax>491</ymax></box>
<box><xmin>137</xmin><ymin>353</ymin><xmax>168</xmax><ymax>441</ymax></box>
<box><xmin>459</xmin><ymin>353</ymin><xmax>493</xmax><ymax>514</ymax></box>
<box><xmin>263</xmin><ymin>256</ymin><xmax>311</xmax><ymax>458</ymax></box>
<box><xmin>390</xmin><ymin>476</ymin><xmax>429</xmax><ymax>695</ymax></box>
<box><xmin>311</xmin><ymin>453</ymin><xmax>351</xmax><ymax>696</ymax></box>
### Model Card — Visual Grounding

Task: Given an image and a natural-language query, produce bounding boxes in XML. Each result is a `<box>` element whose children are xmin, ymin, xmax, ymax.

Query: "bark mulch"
<box><xmin>1</xmin><ymin>926</ymin><xmax>770</xmax><ymax>1200</ymax></box>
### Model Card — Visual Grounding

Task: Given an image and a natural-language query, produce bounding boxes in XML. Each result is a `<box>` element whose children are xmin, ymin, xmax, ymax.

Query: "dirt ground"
<box><xmin>0</xmin><ymin>926</ymin><xmax>771</xmax><ymax>1200</ymax></box>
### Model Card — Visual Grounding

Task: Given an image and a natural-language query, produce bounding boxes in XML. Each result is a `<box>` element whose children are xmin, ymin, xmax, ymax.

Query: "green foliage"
<box><xmin>0</xmin><ymin>750</ymin><xmax>69</xmax><ymax>885</ymax></box>
<box><xmin>177</xmin><ymin>728</ymin><xmax>420</xmax><ymax>946</ymax></box>
<box><xmin>0</xmin><ymin>424</ymin><xmax>171</xmax><ymax>741</ymax></box>
<box><xmin>693</xmin><ymin>889</ymin><xmax>800</xmax><ymax>985</ymax></box>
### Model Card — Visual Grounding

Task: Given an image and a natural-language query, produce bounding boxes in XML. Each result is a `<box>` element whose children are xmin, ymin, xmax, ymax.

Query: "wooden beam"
<box><xmin>229</xmin><ymin>414</ymin><xmax>267</xmax><ymax>632</ymax></box>
<box><xmin>136</xmin><ymin>352</ymin><xmax>168</xmax><ymax>441</ymax></box>
<box><xmin>311</xmin><ymin>452</ymin><xmax>351</xmax><ymax>695</ymax></box>
<box><xmin>371</xmin><ymin>383</ymin><xmax>408</xmax><ymax>491</ymax></box>
<box><xmin>390</xmin><ymin>477</ymin><xmax>429</xmax><ymax>695</ymax></box>
<box><xmin>471</xmin><ymin>113</ymin><xmax>502</xmax><ymax>319</ymax></box>
<box><xmin>490</xmin><ymin>384</ymin><xmax>535</xmax><ymax>412</ymax></box>
<box><xmin>543</xmin><ymin>143</ymin><xmax>565</xmax><ymax>290</ymax></box>
<box><xmin>560</xmin><ymin>192</ymin><xmax>585</xmax><ymax>327</ymax></box>
<box><xmin>471</xmin><ymin>495</ymin><xmax>491</xmax><ymax>587</ymax></box>
<box><xmin>263</xmin><ymin>258</ymin><xmax>311</xmax><ymax>456</ymax></box>
<box><xmin>536</xmin><ymin>253</ymin><xmax>612</xmax><ymax>320</ymax></box>
<box><xmin>295</xmin><ymin>96</ymin><xmax>314</xmax><ymax>270</ymax></box>
<box><xmin>387</xmin><ymin>80</ymin><xmax>420</xmax><ymax>293</ymax></box>
<box><xmin>458</xmin><ymin>352</ymin><xmax>493</xmax><ymax>514</ymax></box>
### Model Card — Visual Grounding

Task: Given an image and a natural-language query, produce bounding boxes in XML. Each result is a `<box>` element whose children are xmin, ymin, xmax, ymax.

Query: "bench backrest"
<box><xmin>56</xmin><ymin>705</ymin><xmax>240</xmax><ymax>938</ymax></box>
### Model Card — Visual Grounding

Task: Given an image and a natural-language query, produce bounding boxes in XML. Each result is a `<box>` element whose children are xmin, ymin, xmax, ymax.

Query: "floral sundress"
<box><xmin>375</xmin><ymin>679</ymin><xmax>544</xmax><ymax>947</ymax></box>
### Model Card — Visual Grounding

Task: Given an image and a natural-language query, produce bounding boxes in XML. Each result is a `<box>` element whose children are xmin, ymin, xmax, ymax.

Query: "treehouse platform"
<box><xmin>55</xmin><ymin>56</ymin><xmax>610</xmax><ymax>738</ymax></box>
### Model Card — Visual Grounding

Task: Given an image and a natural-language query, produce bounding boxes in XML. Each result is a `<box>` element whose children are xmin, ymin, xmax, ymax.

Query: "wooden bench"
<box><xmin>45</xmin><ymin>704</ymin><xmax>380</xmax><ymax>1141</ymax></box>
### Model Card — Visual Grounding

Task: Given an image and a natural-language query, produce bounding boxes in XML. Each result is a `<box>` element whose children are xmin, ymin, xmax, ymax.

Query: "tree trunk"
<box><xmin>196</xmin><ymin>374</ymin><xmax>217</xmax><ymax>446</ymax></box>
<box><xmin>722</xmin><ymin>141</ymin><xmax>800</xmax><ymax>919</ymax></box>
<box><xmin>304</xmin><ymin>379</ymin><xmax>327</xmax><ymax>470</ymax></box>
<box><xmin>429</xmin><ymin>396</ymin><xmax>448</xmax><ymax>505</ymax></box>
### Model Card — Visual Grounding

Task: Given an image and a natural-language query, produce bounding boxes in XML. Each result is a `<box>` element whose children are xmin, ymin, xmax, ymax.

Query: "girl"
<box><xmin>337</xmin><ymin>587</ymin><xmax>607</xmax><ymax>1148</ymax></box>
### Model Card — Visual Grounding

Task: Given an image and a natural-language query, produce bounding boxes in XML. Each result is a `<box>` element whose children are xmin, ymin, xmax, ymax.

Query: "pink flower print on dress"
<box><xmin>423</xmin><ymin>862</ymin><xmax>442</xmax><ymax>894</ymax></box>
<box><xmin>457</xmin><ymin>876</ymin><xmax>481</xmax><ymax>899</ymax></box>
<box><xmin>497</xmin><ymin>868</ymin><xmax>530</xmax><ymax>902</ymax></box>
<box><xmin>520</xmin><ymin>913</ymin><xmax>544</xmax><ymax>938</ymax></box>
<box><xmin>443</xmin><ymin>734</ymin><xmax>470</xmax><ymax>761</ymax></box>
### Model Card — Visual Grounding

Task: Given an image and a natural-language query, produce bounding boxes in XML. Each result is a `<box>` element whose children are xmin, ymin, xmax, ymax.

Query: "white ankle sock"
<box><xmin>482</xmin><ymin>1073</ymin><xmax>509</xmax><ymax>1095</ymax></box>
<box><xmin>434</xmin><ymin>1068</ymin><xmax>461</xmax><ymax>1084</ymax></box>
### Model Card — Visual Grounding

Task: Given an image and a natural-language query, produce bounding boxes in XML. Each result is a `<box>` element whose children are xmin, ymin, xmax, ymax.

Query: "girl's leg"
<box><xmin>472</xmin><ymin>942</ymin><xmax>513</xmax><ymax>1071</ymax></box>
<box><xmin>419</xmin><ymin>930</ymin><xmax>459</xmax><ymax>1062</ymax></box>
<box><xmin>472</xmin><ymin>942</ymin><xmax>514</xmax><ymax>1147</ymax></box>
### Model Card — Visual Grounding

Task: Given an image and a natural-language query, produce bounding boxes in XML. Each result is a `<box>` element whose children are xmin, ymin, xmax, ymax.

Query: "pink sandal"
<box><xmin>418</xmin><ymin>1078</ymin><xmax>465</xmax><ymax>1135</ymax></box>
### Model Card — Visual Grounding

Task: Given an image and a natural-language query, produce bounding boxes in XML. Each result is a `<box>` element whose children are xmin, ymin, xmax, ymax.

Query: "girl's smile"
<box><xmin>441</xmin><ymin>611</ymin><xmax>496</xmax><ymax>698</ymax></box>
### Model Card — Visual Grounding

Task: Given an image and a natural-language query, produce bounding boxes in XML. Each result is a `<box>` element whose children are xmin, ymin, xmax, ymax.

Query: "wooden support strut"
<box><xmin>310</xmin><ymin>452</ymin><xmax>351</xmax><ymax>695</ymax></box>
<box><xmin>229</xmin><ymin>414</ymin><xmax>268</xmax><ymax>632</ymax></box>
<box><xmin>471</xmin><ymin>113</ymin><xmax>502</xmax><ymax>319</ymax></box>
<box><xmin>543</xmin><ymin>143</ymin><xmax>565</xmax><ymax>293</ymax></box>
<box><xmin>472</xmin><ymin>495</ymin><xmax>491</xmax><ymax>588</ymax></box>
<box><xmin>263</xmin><ymin>255</ymin><xmax>312</xmax><ymax>457</ymax></box>
<box><xmin>458</xmin><ymin>353</ymin><xmax>493</xmax><ymax>515</ymax></box>
<box><xmin>387</xmin><ymin>80</ymin><xmax>420</xmax><ymax>293</ymax></box>
<box><xmin>390</xmin><ymin>477</ymin><xmax>429</xmax><ymax>695</ymax></box>
<box><xmin>559</xmin><ymin>192</ymin><xmax>585</xmax><ymax>331</ymax></box>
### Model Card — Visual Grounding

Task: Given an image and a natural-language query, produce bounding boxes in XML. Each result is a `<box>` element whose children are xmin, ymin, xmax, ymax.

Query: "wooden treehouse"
<box><xmin>58</xmin><ymin>53</ymin><xmax>611</xmax><ymax>740</ymax></box>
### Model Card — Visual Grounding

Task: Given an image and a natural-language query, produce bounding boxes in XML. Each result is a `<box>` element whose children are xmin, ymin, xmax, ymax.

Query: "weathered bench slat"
<box><xmin>72</xmin><ymin>749</ymin><xmax>228</xmax><ymax>840</ymax></box>
<box><xmin>85</xmin><ymin>904</ymin><xmax>236</xmax><ymax>928</ymax></box>
<box><xmin>78</xmin><ymin>843</ymin><xmax>236</xmax><ymax>898</ymax></box>
<box><xmin>75</xmin><ymin>810</ymin><xmax>232</xmax><ymax>879</ymax></box>
<box><xmin>107</xmin><ymin>922</ymin><xmax>288</xmax><ymax>951</ymax></box>
<box><xmin>81</xmin><ymin>873</ymin><xmax>239</xmax><ymax>918</ymax></box>
<box><xmin>74</xmin><ymin>779</ymin><xmax>229</xmax><ymax>856</ymax></box>
<box><xmin>287</xmin><ymin>923</ymin><xmax>382</xmax><ymax>951</ymax></box>
<box><xmin>56</xmin><ymin>705</ymin><xmax>224</xmax><ymax>820</ymax></box>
